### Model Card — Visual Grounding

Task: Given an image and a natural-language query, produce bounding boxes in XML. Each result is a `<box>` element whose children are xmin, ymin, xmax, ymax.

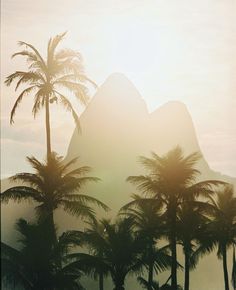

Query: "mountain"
<box><xmin>1</xmin><ymin>73</ymin><xmax>235</xmax><ymax>290</ymax></box>
<box><xmin>66</xmin><ymin>72</ymin><xmax>235</xmax><ymax>212</ymax></box>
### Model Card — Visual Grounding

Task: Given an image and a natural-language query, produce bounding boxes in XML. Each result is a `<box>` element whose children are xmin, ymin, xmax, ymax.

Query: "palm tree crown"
<box><xmin>1</xmin><ymin>152</ymin><xmax>108</xmax><ymax>222</ymax></box>
<box><xmin>5</xmin><ymin>32</ymin><xmax>96</xmax><ymax>158</ymax></box>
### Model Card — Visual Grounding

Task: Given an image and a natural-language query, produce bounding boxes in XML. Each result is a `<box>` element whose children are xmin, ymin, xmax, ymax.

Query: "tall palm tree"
<box><xmin>1</xmin><ymin>218</ymin><xmax>85</xmax><ymax>290</ymax></box>
<box><xmin>1</xmin><ymin>152</ymin><xmax>108</xmax><ymax>244</ymax></box>
<box><xmin>127</xmin><ymin>146</ymin><xmax>222</xmax><ymax>290</ymax></box>
<box><xmin>5</xmin><ymin>32</ymin><xmax>96</xmax><ymax>159</ymax></box>
<box><xmin>120</xmin><ymin>194</ymin><xmax>172</xmax><ymax>290</ymax></box>
<box><xmin>195</xmin><ymin>185</ymin><xmax>236</xmax><ymax>290</ymax></box>
<box><xmin>176</xmin><ymin>200</ymin><xmax>210</xmax><ymax>290</ymax></box>
<box><xmin>68</xmin><ymin>218</ymin><xmax>146</xmax><ymax>290</ymax></box>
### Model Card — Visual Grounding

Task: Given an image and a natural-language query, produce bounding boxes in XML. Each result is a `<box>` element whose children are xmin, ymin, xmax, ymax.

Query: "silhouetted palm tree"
<box><xmin>1</xmin><ymin>218</ymin><xmax>85</xmax><ymax>290</ymax></box>
<box><xmin>1</xmin><ymin>152</ymin><xmax>108</xmax><ymax>244</ymax></box>
<box><xmin>176</xmin><ymin>201</ymin><xmax>210</xmax><ymax>290</ymax></box>
<box><xmin>120</xmin><ymin>194</ymin><xmax>172</xmax><ymax>290</ymax></box>
<box><xmin>69</xmin><ymin>218</ymin><xmax>146</xmax><ymax>290</ymax></box>
<box><xmin>5</xmin><ymin>32</ymin><xmax>96</xmax><ymax>159</ymax></box>
<box><xmin>127</xmin><ymin>146</ymin><xmax>222</xmax><ymax>289</ymax></box>
<box><xmin>195</xmin><ymin>185</ymin><xmax>236</xmax><ymax>290</ymax></box>
<box><xmin>86</xmin><ymin>220</ymin><xmax>110</xmax><ymax>290</ymax></box>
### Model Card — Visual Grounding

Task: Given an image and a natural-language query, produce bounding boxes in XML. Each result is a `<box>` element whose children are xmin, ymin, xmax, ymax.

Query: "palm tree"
<box><xmin>120</xmin><ymin>194</ymin><xmax>172</xmax><ymax>290</ymax></box>
<box><xmin>68</xmin><ymin>218</ymin><xmax>146</xmax><ymax>290</ymax></box>
<box><xmin>176</xmin><ymin>200</ymin><xmax>210</xmax><ymax>290</ymax></box>
<box><xmin>5</xmin><ymin>32</ymin><xmax>96</xmax><ymax>159</ymax></box>
<box><xmin>1</xmin><ymin>152</ymin><xmax>108</xmax><ymax>245</ymax></box>
<box><xmin>1</xmin><ymin>218</ymin><xmax>85</xmax><ymax>290</ymax></box>
<box><xmin>73</xmin><ymin>220</ymin><xmax>109</xmax><ymax>290</ymax></box>
<box><xmin>127</xmin><ymin>146</ymin><xmax>222</xmax><ymax>290</ymax></box>
<box><xmin>195</xmin><ymin>185</ymin><xmax>236</xmax><ymax>290</ymax></box>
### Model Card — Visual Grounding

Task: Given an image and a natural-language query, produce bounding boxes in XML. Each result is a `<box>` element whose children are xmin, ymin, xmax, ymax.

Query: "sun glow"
<box><xmin>1</xmin><ymin>0</ymin><xmax>236</xmax><ymax>177</ymax></box>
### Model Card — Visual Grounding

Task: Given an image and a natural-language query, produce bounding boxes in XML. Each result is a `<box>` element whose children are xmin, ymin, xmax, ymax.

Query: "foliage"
<box><xmin>1</xmin><ymin>152</ymin><xmax>108</xmax><ymax>222</ymax></box>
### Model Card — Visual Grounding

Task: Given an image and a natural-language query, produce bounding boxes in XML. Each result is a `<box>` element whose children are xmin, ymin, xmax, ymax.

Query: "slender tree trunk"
<box><xmin>170</xmin><ymin>204</ymin><xmax>177</xmax><ymax>290</ymax></box>
<box><xmin>45</xmin><ymin>95</ymin><xmax>51</xmax><ymax>160</ymax></box>
<box><xmin>147</xmin><ymin>242</ymin><xmax>154</xmax><ymax>290</ymax></box>
<box><xmin>148</xmin><ymin>261</ymin><xmax>154</xmax><ymax>290</ymax></box>
<box><xmin>44</xmin><ymin>210</ymin><xmax>58</xmax><ymax>250</ymax></box>
<box><xmin>99</xmin><ymin>272</ymin><xmax>104</xmax><ymax>290</ymax></box>
<box><xmin>171</xmin><ymin>235</ymin><xmax>177</xmax><ymax>290</ymax></box>
<box><xmin>222</xmin><ymin>244</ymin><xmax>229</xmax><ymax>290</ymax></box>
<box><xmin>184</xmin><ymin>246</ymin><xmax>190</xmax><ymax>290</ymax></box>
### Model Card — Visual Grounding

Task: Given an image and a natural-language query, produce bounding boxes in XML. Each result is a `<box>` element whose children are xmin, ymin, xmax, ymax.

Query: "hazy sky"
<box><xmin>1</xmin><ymin>0</ymin><xmax>236</xmax><ymax>177</ymax></box>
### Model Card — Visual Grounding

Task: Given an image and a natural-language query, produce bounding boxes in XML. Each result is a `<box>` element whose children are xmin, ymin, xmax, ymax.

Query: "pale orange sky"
<box><xmin>1</xmin><ymin>0</ymin><xmax>236</xmax><ymax>178</ymax></box>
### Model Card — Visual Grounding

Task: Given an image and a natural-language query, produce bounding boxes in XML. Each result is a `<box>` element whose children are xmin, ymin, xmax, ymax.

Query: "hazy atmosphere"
<box><xmin>1</xmin><ymin>1</ymin><xmax>236</xmax><ymax>290</ymax></box>
<box><xmin>1</xmin><ymin>0</ymin><xmax>236</xmax><ymax>178</ymax></box>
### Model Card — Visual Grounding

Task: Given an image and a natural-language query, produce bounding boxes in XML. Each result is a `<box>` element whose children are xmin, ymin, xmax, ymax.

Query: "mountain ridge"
<box><xmin>66</xmin><ymin>73</ymin><xmax>235</xmax><ymax>182</ymax></box>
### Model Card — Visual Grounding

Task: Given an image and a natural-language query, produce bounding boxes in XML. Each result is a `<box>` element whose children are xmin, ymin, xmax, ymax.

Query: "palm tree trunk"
<box><xmin>43</xmin><ymin>210</ymin><xmax>57</xmax><ymax>255</ymax></box>
<box><xmin>148</xmin><ymin>261</ymin><xmax>154</xmax><ymax>290</ymax></box>
<box><xmin>48</xmin><ymin>210</ymin><xmax>57</xmax><ymax>246</ymax></box>
<box><xmin>184</xmin><ymin>247</ymin><xmax>190</xmax><ymax>290</ymax></box>
<box><xmin>45</xmin><ymin>96</ymin><xmax>51</xmax><ymax>159</ymax></box>
<box><xmin>99</xmin><ymin>272</ymin><xmax>104</xmax><ymax>290</ymax></box>
<box><xmin>171</xmin><ymin>236</ymin><xmax>177</xmax><ymax>290</ymax></box>
<box><xmin>222</xmin><ymin>244</ymin><xmax>229</xmax><ymax>290</ymax></box>
<box><xmin>170</xmin><ymin>205</ymin><xmax>177</xmax><ymax>290</ymax></box>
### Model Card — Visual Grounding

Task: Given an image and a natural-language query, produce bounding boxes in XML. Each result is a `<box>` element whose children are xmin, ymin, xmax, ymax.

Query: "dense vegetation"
<box><xmin>1</xmin><ymin>33</ymin><xmax>236</xmax><ymax>290</ymax></box>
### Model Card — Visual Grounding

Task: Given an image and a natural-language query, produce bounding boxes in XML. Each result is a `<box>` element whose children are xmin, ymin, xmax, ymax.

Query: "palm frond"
<box><xmin>12</xmin><ymin>49</ymin><xmax>46</xmax><ymax>72</ymax></box>
<box><xmin>55</xmin><ymin>48</ymin><xmax>82</xmax><ymax>61</ymax></box>
<box><xmin>56</xmin><ymin>176</ymin><xmax>99</xmax><ymax>195</ymax></box>
<box><xmin>10</xmin><ymin>172</ymin><xmax>44</xmax><ymax>190</ymax></box>
<box><xmin>32</xmin><ymin>89</ymin><xmax>46</xmax><ymax>118</ymax></box>
<box><xmin>59</xmin><ymin>200</ymin><xmax>96</xmax><ymax>221</ymax></box>
<box><xmin>127</xmin><ymin>175</ymin><xmax>160</xmax><ymax>196</ymax></box>
<box><xmin>60</xmin><ymin>156</ymin><xmax>79</xmax><ymax>173</ymax></box>
<box><xmin>47</xmin><ymin>32</ymin><xmax>67</xmax><ymax>64</ymax></box>
<box><xmin>18</xmin><ymin>41</ymin><xmax>47</xmax><ymax>71</ymax></box>
<box><xmin>63</xmin><ymin>166</ymin><xmax>92</xmax><ymax>177</ymax></box>
<box><xmin>10</xmin><ymin>86</ymin><xmax>38</xmax><ymax>124</ymax></box>
<box><xmin>1</xmin><ymin>186</ymin><xmax>42</xmax><ymax>203</ymax></box>
<box><xmin>55</xmin><ymin>81</ymin><xmax>89</xmax><ymax>105</ymax></box>
<box><xmin>54</xmin><ymin>90</ymin><xmax>81</xmax><ymax>132</ymax></box>
<box><xmin>185</xmin><ymin>180</ymin><xmax>227</xmax><ymax>199</ymax></box>
<box><xmin>63</xmin><ymin>194</ymin><xmax>109</xmax><ymax>211</ymax></box>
